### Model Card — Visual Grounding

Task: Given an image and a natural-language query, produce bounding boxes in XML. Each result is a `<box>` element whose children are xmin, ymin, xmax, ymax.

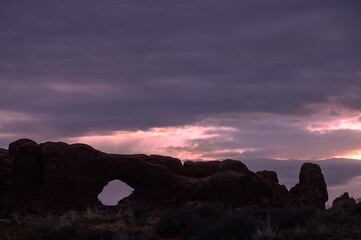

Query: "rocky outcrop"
<box><xmin>177</xmin><ymin>160</ymin><xmax>289</xmax><ymax>208</ymax></box>
<box><xmin>0</xmin><ymin>148</ymin><xmax>12</xmax><ymax>211</ymax></box>
<box><xmin>219</xmin><ymin>159</ymin><xmax>249</xmax><ymax>173</ymax></box>
<box><xmin>256</xmin><ymin>171</ymin><xmax>278</xmax><ymax>186</ymax></box>
<box><xmin>332</xmin><ymin>192</ymin><xmax>356</xmax><ymax>208</ymax></box>
<box><xmin>0</xmin><ymin>148</ymin><xmax>11</xmax><ymax>183</ymax></box>
<box><xmin>184</xmin><ymin>160</ymin><xmax>220</xmax><ymax>179</ymax></box>
<box><xmin>256</xmin><ymin>170</ymin><xmax>288</xmax><ymax>207</ymax></box>
<box><xmin>188</xmin><ymin>170</ymin><xmax>274</xmax><ymax>208</ymax></box>
<box><xmin>183</xmin><ymin>159</ymin><xmax>250</xmax><ymax>178</ymax></box>
<box><xmin>0</xmin><ymin>139</ymin><xmax>328</xmax><ymax>213</ymax></box>
<box><xmin>146</xmin><ymin>155</ymin><xmax>184</xmax><ymax>175</ymax></box>
<box><xmin>288</xmin><ymin>163</ymin><xmax>328</xmax><ymax>209</ymax></box>
<box><xmin>10</xmin><ymin>139</ymin><xmax>41</xmax><ymax>195</ymax></box>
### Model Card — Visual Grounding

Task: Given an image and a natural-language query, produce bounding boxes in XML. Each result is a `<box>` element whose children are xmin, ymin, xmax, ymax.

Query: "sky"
<box><xmin>1</xmin><ymin>0</ymin><xmax>361</xmax><ymax>201</ymax></box>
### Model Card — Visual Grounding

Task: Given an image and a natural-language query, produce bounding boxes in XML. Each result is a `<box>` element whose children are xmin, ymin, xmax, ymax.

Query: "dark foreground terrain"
<box><xmin>1</xmin><ymin>197</ymin><xmax>361</xmax><ymax>240</ymax></box>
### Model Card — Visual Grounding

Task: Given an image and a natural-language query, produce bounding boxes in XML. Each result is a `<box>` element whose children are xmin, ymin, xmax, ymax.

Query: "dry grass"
<box><xmin>2</xmin><ymin>203</ymin><xmax>361</xmax><ymax>240</ymax></box>
<box><xmin>0</xmin><ymin>206</ymin><xmax>164</xmax><ymax>240</ymax></box>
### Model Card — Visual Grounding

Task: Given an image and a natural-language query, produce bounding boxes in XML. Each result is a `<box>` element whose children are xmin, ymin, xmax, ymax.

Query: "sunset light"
<box><xmin>334</xmin><ymin>149</ymin><xmax>361</xmax><ymax>160</ymax></box>
<box><xmin>67</xmin><ymin>125</ymin><xmax>236</xmax><ymax>159</ymax></box>
<box><xmin>307</xmin><ymin>113</ymin><xmax>361</xmax><ymax>133</ymax></box>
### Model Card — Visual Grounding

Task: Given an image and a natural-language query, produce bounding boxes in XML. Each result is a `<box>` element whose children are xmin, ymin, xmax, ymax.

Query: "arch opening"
<box><xmin>97</xmin><ymin>179</ymin><xmax>134</xmax><ymax>206</ymax></box>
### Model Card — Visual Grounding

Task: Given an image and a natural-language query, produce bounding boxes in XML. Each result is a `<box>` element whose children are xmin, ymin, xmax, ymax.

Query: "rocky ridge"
<box><xmin>0</xmin><ymin>139</ymin><xmax>328</xmax><ymax>213</ymax></box>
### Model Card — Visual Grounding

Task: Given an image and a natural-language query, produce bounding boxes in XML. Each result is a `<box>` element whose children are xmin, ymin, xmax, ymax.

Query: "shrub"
<box><xmin>267</xmin><ymin>207</ymin><xmax>316</xmax><ymax>230</ymax></box>
<box><xmin>113</xmin><ymin>229</ymin><xmax>159</xmax><ymax>240</ymax></box>
<box><xmin>155</xmin><ymin>208</ymin><xmax>199</xmax><ymax>238</ymax></box>
<box><xmin>351</xmin><ymin>202</ymin><xmax>361</xmax><ymax>216</ymax></box>
<box><xmin>69</xmin><ymin>230</ymin><xmax>114</xmax><ymax>240</ymax></box>
<box><xmin>131</xmin><ymin>206</ymin><xmax>146</xmax><ymax>219</ymax></box>
<box><xmin>197</xmin><ymin>209</ymin><xmax>259</xmax><ymax>240</ymax></box>
<box><xmin>195</xmin><ymin>204</ymin><xmax>223</xmax><ymax>218</ymax></box>
<box><xmin>23</xmin><ymin>226</ymin><xmax>77</xmax><ymax>240</ymax></box>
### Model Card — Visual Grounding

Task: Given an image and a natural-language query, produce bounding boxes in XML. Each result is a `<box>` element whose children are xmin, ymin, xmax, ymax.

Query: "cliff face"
<box><xmin>0</xmin><ymin>139</ymin><xmax>328</xmax><ymax>213</ymax></box>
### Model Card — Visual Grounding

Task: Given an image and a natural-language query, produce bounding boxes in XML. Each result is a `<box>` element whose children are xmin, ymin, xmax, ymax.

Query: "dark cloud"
<box><xmin>0</xmin><ymin>0</ymin><xmax>361</xmax><ymax>145</ymax></box>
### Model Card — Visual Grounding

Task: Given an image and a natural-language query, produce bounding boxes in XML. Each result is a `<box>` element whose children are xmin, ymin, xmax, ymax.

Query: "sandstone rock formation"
<box><xmin>0</xmin><ymin>148</ymin><xmax>11</xmax><ymax>184</ymax></box>
<box><xmin>332</xmin><ymin>192</ymin><xmax>356</xmax><ymax>208</ymax></box>
<box><xmin>0</xmin><ymin>139</ymin><xmax>329</xmax><ymax>213</ymax></box>
<box><xmin>10</xmin><ymin>139</ymin><xmax>41</xmax><ymax>196</ymax></box>
<box><xmin>288</xmin><ymin>163</ymin><xmax>328</xmax><ymax>209</ymax></box>
<box><xmin>256</xmin><ymin>170</ymin><xmax>288</xmax><ymax>207</ymax></box>
<box><xmin>0</xmin><ymin>148</ymin><xmax>12</xmax><ymax>211</ymax></box>
<box><xmin>184</xmin><ymin>160</ymin><xmax>220</xmax><ymax>179</ymax></box>
<box><xmin>9</xmin><ymin>139</ymin><xmax>184</xmax><ymax>212</ymax></box>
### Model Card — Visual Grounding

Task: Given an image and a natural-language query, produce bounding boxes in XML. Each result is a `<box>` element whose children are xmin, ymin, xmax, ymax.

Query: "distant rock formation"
<box><xmin>332</xmin><ymin>192</ymin><xmax>356</xmax><ymax>208</ymax></box>
<box><xmin>0</xmin><ymin>139</ymin><xmax>329</xmax><ymax>213</ymax></box>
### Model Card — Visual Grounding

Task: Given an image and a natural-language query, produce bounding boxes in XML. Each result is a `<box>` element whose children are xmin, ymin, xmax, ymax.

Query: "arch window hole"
<box><xmin>98</xmin><ymin>179</ymin><xmax>134</xmax><ymax>206</ymax></box>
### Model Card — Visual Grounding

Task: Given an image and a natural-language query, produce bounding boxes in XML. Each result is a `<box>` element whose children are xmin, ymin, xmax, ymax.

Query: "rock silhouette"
<box><xmin>332</xmin><ymin>192</ymin><xmax>356</xmax><ymax>208</ymax></box>
<box><xmin>288</xmin><ymin>163</ymin><xmax>328</xmax><ymax>209</ymax></box>
<box><xmin>0</xmin><ymin>148</ymin><xmax>11</xmax><ymax>211</ymax></box>
<box><xmin>0</xmin><ymin>139</ymin><xmax>328</xmax><ymax>213</ymax></box>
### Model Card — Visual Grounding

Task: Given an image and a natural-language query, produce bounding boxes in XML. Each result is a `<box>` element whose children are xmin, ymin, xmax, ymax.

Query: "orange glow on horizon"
<box><xmin>65</xmin><ymin>112</ymin><xmax>361</xmax><ymax>161</ymax></box>
<box><xmin>307</xmin><ymin>113</ymin><xmax>361</xmax><ymax>133</ymax></box>
<box><xmin>307</xmin><ymin>113</ymin><xmax>361</xmax><ymax>160</ymax></box>
<box><xmin>333</xmin><ymin>149</ymin><xmax>361</xmax><ymax>160</ymax></box>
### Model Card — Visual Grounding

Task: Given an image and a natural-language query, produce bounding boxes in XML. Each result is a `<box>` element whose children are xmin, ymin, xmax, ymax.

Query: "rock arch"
<box><xmin>8</xmin><ymin>139</ymin><xmax>184</xmax><ymax>211</ymax></box>
<box><xmin>2</xmin><ymin>139</ymin><xmax>329</xmax><ymax>213</ymax></box>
